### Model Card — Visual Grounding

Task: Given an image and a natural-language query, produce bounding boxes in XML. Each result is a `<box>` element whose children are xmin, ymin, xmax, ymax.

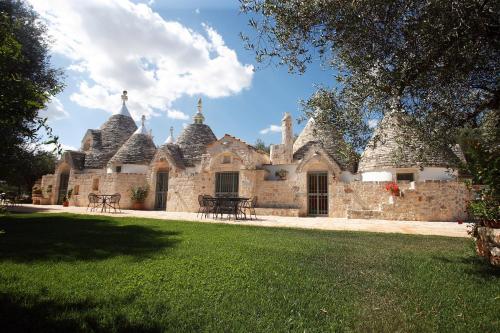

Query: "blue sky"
<box><xmin>31</xmin><ymin>0</ymin><xmax>335</xmax><ymax>151</ymax></box>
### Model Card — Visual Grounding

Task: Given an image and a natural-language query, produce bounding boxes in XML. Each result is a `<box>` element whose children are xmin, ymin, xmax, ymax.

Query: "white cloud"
<box><xmin>29</xmin><ymin>0</ymin><xmax>253</xmax><ymax>120</ymax></box>
<box><xmin>368</xmin><ymin>119</ymin><xmax>379</xmax><ymax>129</ymax></box>
<box><xmin>260</xmin><ymin>125</ymin><xmax>281</xmax><ymax>135</ymax></box>
<box><xmin>195</xmin><ymin>8</ymin><xmax>200</xmax><ymax>14</ymax></box>
<box><xmin>167</xmin><ymin>109</ymin><xmax>189</xmax><ymax>120</ymax></box>
<box><xmin>42</xmin><ymin>97</ymin><xmax>69</xmax><ymax>121</ymax></box>
<box><xmin>33</xmin><ymin>142</ymin><xmax>77</xmax><ymax>154</ymax></box>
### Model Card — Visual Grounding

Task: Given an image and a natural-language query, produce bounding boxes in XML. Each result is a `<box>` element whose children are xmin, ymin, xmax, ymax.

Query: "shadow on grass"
<box><xmin>433</xmin><ymin>255</ymin><xmax>500</xmax><ymax>278</ymax></box>
<box><xmin>0</xmin><ymin>293</ymin><xmax>164</xmax><ymax>333</ymax></box>
<box><xmin>0</xmin><ymin>214</ymin><xmax>180</xmax><ymax>262</ymax></box>
<box><xmin>6</xmin><ymin>205</ymin><xmax>56</xmax><ymax>213</ymax></box>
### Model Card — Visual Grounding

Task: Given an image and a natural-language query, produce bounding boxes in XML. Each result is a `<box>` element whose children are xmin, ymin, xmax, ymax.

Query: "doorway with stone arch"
<box><xmin>56</xmin><ymin>167</ymin><xmax>70</xmax><ymax>204</ymax></box>
<box><xmin>154</xmin><ymin>168</ymin><xmax>169</xmax><ymax>210</ymax></box>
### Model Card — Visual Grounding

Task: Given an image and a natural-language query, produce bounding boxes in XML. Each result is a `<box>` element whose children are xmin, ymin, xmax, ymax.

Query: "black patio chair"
<box><xmin>87</xmin><ymin>193</ymin><xmax>100</xmax><ymax>212</ymax></box>
<box><xmin>108</xmin><ymin>193</ymin><xmax>121</xmax><ymax>213</ymax></box>
<box><xmin>214</xmin><ymin>197</ymin><xmax>237</xmax><ymax>220</ymax></box>
<box><xmin>242</xmin><ymin>196</ymin><xmax>258</xmax><ymax>220</ymax></box>
<box><xmin>197</xmin><ymin>195</ymin><xmax>214</xmax><ymax>218</ymax></box>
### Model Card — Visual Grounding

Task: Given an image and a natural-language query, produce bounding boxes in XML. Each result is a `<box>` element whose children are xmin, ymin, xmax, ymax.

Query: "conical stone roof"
<box><xmin>82</xmin><ymin>114</ymin><xmax>137</xmax><ymax>169</ymax></box>
<box><xmin>176</xmin><ymin>123</ymin><xmax>217</xmax><ymax>166</ymax></box>
<box><xmin>82</xmin><ymin>91</ymin><xmax>138</xmax><ymax>169</ymax></box>
<box><xmin>109</xmin><ymin>116</ymin><xmax>156</xmax><ymax>165</ymax></box>
<box><xmin>293</xmin><ymin>118</ymin><xmax>357</xmax><ymax>172</ymax></box>
<box><xmin>358</xmin><ymin>112</ymin><xmax>459</xmax><ymax>172</ymax></box>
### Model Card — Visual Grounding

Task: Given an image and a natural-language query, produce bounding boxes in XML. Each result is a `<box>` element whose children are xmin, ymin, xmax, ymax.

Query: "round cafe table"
<box><xmin>95</xmin><ymin>194</ymin><xmax>114</xmax><ymax>213</ymax></box>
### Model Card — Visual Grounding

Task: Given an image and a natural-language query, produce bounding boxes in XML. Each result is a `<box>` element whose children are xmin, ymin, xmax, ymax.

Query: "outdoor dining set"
<box><xmin>87</xmin><ymin>193</ymin><xmax>121</xmax><ymax>213</ymax></box>
<box><xmin>197</xmin><ymin>195</ymin><xmax>258</xmax><ymax>220</ymax></box>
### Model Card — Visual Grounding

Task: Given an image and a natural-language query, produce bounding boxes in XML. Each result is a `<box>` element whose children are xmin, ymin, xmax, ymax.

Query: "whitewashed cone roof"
<box><xmin>164</xmin><ymin>126</ymin><xmax>175</xmax><ymax>144</ymax></box>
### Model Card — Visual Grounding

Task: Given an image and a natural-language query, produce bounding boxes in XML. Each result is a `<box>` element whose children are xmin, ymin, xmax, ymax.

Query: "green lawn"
<box><xmin>0</xmin><ymin>213</ymin><xmax>498</xmax><ymax>332</ymax></box>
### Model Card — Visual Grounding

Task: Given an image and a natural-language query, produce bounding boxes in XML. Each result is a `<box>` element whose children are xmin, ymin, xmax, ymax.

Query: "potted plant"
<box><xmin>32</xmin><ymin>186</ymin><xmax>43</xmax><ymax>204</ymax></box>
<box><xmin>130</xmin><ymin>185</ymin><xmax>149</xmax><ymax>210</ymax></box>
<box><xmin>385</xmin><ymin>182</ymin><xmax>400</xmax><ymax>196</ymax></box>
<box><xmin>62</xmin><ymin>189</ymin><xmax>73</xmax><ymax>207</ymax></box>
<box><xmin>40</xmin><ymin>185</ymin><xmax>52</xmax><ymax>205</ymax></box>
<box><xmin>275</xmin><ymin>169</ymin><xmax>288</xmax><ymax>180</ymax></box>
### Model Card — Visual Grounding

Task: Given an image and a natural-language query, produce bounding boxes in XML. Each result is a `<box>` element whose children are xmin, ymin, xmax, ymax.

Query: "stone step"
<box><xmin>348</xmin><ymin>209</ymin><xmax>383</xmax><ymax>219</ymax></box>
<box><xmin>255</xmin><ymin>207</ymin><xmax>300</xmax><ymax>217</ymax></box>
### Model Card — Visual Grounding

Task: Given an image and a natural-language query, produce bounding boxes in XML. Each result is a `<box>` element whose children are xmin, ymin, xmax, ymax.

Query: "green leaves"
<box><xmin>0</xmin><ymin>0</ymin><xmax>64</xmax><ymax>192</ymax></box>
<box><xmin>241</xmin><ymin>0</ymin><xmax>499</xmax><ymax>160</ymax></box>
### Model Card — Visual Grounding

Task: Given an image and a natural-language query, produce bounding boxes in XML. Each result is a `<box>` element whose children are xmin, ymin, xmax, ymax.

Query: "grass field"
<box><xmin>0</xmin><ymin>213</ymin><xmax>498</xmax><ymax>332</ymax></box>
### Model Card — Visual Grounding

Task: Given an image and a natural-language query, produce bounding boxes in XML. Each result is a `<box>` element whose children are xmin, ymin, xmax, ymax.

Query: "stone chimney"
<box><xmin>270</xmin><ymin>112</ymin><xmax>293</xmax><ymax>164</ymax></box>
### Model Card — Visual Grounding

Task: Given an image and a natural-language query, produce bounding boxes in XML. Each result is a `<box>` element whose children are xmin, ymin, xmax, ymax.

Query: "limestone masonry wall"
<box><xmin>332</xmin><ymin>181</ymin><xmax>470</xmax><ymax>221</ymax></box>
<box><xmin>255</xmin><ymin>179</ymin><xmax>299</xmax><ymax>208</ymax></box>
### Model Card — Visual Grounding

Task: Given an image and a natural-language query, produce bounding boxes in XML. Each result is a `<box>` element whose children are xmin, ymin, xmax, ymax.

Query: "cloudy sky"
<box><xmin>30</xmin><ymin>0</ymin><xmax>334</xmax><ymax>150</ymax></box>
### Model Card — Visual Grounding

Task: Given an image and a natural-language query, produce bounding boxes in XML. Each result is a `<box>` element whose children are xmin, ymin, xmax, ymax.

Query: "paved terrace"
<box><xmin>7</xmin><ymin>204</ymin><xmax>469</xmax><ymax>238</ymax></box>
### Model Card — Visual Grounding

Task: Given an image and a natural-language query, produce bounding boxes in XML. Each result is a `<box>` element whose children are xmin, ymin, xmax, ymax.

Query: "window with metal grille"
<box><xmin>215</xmin><ymin>172</ymin><xmax>239</xmax><ymax>197</ymax></box>
<box><xmin>396</xmin><ymin>173</ymin><xmax>414</xmax><ymax>181</ymax></box>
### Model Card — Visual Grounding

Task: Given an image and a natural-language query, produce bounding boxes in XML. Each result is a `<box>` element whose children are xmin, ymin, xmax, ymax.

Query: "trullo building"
<box><xmin>36</xmin><ymin>92</ymin><xmax>470</xmax><ymax>221</ymax></box>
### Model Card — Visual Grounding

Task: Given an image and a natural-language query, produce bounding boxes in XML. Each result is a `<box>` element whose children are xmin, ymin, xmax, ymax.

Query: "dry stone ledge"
<box><xmin>477</xmin><ymin>227</ymin><xmax>500</xmax><ymax>267</ymax></box>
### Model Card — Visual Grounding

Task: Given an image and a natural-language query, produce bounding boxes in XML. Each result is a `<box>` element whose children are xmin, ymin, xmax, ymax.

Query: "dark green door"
<box><xmin>155</xmin><ymin>172</ymin><xmax>168</xmax><ymax>210</ymax></box>
<box><xmin>308</xmin><ymin>172</ymin><xmax>328</xmax><ymax>216</ymax></box>
<box><xmin>57</xmin><ymin>173</ymin><xmax>69</xmax><ymax>204</ymax></box>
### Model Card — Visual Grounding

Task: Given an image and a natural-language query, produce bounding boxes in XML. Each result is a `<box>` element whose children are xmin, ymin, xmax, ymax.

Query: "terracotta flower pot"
<box><xmin>131</xmin><ymin>202</ymin><xmax>145</xmax><ymax>210</ymax></box>
<box><xmin>62</xmin><ymin>201</ymin><xmax>69</xmax><ymax>207</ymax></box>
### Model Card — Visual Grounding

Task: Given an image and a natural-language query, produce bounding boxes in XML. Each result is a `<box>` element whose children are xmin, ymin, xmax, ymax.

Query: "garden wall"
<box><xmin>332</xmin><ymin>181</ymin><xmax>471</xmax><ymax>221</ymax></box>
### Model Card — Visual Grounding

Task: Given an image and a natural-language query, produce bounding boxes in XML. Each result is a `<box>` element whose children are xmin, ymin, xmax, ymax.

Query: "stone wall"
<box><xmin>68</xmin><ymin>172</ymin><xmax>147</xmax><ymax>209</ymax></box>
<box><xmin>476</xmin><ymin>227</ymin><xmax>500</xmax><ymax>267</ymax></box>
<box><xmin>332</xmin><ymin>181</ymin><xmax>470</xmax><ymax>221</ymax></box>
<box><xmin>255</xmin><ymin>179</ymin><xmax>299</xmax><ymax>208</ymax></box>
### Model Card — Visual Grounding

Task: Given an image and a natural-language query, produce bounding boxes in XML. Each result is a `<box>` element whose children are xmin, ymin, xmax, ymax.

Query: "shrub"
<box><xmin>130</xmin><ymin>185</ymin><xmax>149</xmax><ymax>203</ymax></box>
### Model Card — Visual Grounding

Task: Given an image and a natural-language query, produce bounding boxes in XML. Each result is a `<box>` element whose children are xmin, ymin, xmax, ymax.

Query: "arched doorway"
<box><xmin>57</xmin><ymin>171</ymin><xmax>70</xmax><ymax>204</ymax></box>
<box><xmin>307</xmin><ymin>172</ymin><xmax>328</xmax><ymax>216</ymax></box>
<box><xmin>154</xmin><ymin>169</ymin><xmax>169</xmax><ymax>210</ymax></box>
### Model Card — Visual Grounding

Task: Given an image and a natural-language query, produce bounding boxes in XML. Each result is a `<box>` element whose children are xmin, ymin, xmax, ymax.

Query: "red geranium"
<box><xmin>385</xmin><ymin>182</ymin><xmax>399</xmax><ymax>195</ymax></box>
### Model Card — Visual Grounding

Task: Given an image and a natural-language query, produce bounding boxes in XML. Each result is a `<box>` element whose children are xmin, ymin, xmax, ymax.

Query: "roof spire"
<box><xmin>134</xmin><ymin>114</ymin><xmax>148</xmax><ymax>134</ymax></box>
<box><xmin>165</xmin><ymin>126</ymin><xmax>175</xmax><ymax>144</ymax></box>
<box><xmin>121</xmin><ymin>90</ymin><xmax>128</xmax><ymax>104</ymax></box>
<box><xmin>193</xmin><ymin>97</ymin><xmax>205</xmax><ymax>124</ymax></box>
<box><xmin>118</xmin><ymin>90</ymin><xmax>132</xmax><ymax>117</ymax></box>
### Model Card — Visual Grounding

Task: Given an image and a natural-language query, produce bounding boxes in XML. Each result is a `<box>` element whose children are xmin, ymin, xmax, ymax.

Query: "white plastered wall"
<box><xmin>361</xmin><ymin>167</ymin><xmax>457</xmax><ymax>181</ymax></box>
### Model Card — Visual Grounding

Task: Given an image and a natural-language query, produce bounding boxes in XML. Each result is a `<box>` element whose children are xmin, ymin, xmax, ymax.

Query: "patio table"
<box><xmin>95</xmin><ymin>194</ymin><xmax>115</xmax><ymax>213</ymax></box>
<box><xmin>207</xmin><ymin>197</ymin><xmax>249</xmax><ymax>220</ymax></box>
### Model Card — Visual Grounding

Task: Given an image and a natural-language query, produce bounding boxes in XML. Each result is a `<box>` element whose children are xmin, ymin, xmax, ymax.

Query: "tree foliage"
<box><xmin>458</xmin><ymin>110</ymin><xmax>499</xmax><ymax>223</ymax></box>
<box><xmin>0</xmin><ymin>0</ymin><xmax>64</xmax><ymax>181</ymax></box>
<box><xmin>1</xmin><ymin>149</ymin><xmax>57</xmax><ymax>194</ymax></box>
<box><xmin>254</xmin><ymin>138</ymin><xmax>271</xmax><ymax>153</ymax></box>
<box><xmin>241</xmin><ymin>0</ymin><xmax>499</xmax><ymax>155</ymax></box>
